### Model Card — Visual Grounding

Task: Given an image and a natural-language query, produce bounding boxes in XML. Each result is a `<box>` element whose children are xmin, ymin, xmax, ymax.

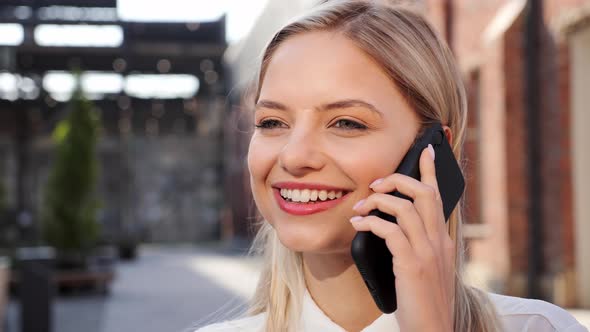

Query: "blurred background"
<box><xmin>0</xmin><ymin>0</ymin><xmax>589</xmax><ymax>331</ymax></box>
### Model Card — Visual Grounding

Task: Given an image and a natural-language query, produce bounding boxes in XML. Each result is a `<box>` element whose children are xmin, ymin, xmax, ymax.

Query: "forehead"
<box><xmin>259</xmin><ymin>31</ymin><xmax>408</xmax><ymax>114</ymax></box>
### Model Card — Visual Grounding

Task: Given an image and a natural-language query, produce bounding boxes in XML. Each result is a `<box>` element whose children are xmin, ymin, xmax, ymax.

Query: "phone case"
<box><xmin>350</xmin><ymin>122</ymin><xmax>465</xmax><ymax>313</ymax></box>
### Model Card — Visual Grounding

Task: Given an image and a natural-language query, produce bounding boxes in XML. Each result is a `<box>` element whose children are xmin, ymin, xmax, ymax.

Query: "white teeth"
<box><xmin>300</xmin><ymin>189</ymin><xmax>310</xmax><ymax>203</ymax></box>
<box><xmin>292</xmin><ymin>189</ymin><xmax>301</xmax><ymax>202</ymax></box>
<box><xmin>279</xmin><ymin>188</ymin><xmax>345</xmax><ymax>202</ymax></box>
<box><xmin>310</xmin><ymin>190</ymin><xmax>318</xmax><ymax>201</ymax></box>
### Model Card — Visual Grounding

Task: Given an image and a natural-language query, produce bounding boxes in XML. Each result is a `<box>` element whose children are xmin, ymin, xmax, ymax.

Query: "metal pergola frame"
<box><xmin>0</xmin><ymin>1</ymin><xmax>229</xmax><ymax>228</ymax></box>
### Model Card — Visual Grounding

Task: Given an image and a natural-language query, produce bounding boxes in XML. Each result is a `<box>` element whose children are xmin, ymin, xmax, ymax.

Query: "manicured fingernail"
<box><xmin>369</xmin><ymin>178</ymin><xmax>383</xmax><ymax>188</ymax></box>
<box><xmin>350</xmin><ymin>216</ymin><xmax>363</xmax><ymax>222</ymax></box>
<box><xmin>427</xmin><ymin>144</ymin><xmax>435</xmax><ymax>160</ymax></box>
<box><xmin>353</xmin><ymin>199</ymin><xmax>366</xmax><ymax>210</ymax></box>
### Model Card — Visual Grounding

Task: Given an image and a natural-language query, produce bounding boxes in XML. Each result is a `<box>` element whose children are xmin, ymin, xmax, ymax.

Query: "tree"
<box><xmin>42</xmin><ymin>87</ymin><xmax>101</xmax><ymax>266</ymax></box>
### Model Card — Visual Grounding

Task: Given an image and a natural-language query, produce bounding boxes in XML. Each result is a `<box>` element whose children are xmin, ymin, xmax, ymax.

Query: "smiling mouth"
<box><xmin>273</xmin><ymin>188</ymin><xmax>351</xmax><ymax>216</ymax></box>
<box><xmin>278</xmin><ymin>188</ymin><xmax>347</xmax><ymax>203</ymax></box>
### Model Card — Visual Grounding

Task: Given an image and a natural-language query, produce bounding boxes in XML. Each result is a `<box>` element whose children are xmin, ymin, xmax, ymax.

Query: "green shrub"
<box><xmin>42</xmin><ymin>88</ymin><xmax>101</xmax><ymax>256</ymax></box>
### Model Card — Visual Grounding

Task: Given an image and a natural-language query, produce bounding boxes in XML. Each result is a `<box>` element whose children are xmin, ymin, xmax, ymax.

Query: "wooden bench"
<box><xmin>55</xmin><ymin>270</ymin><xmax>115</xmax><ymax>294</ymax></box>
<box><xmin>10</xmin><ymin>269</ymin><xmax>115</xmax><ymax>295</ymax></box>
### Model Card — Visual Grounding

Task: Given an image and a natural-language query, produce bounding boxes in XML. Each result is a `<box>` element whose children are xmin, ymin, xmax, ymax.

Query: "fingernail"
<box><xmin>350</xmin><ymin>216</ymin><xmax>363</xmax><ymax>222</ymax></box>
<box><xmin>428</xmin><ymin>144</ymin><xmax>435</xmax><ymax>161</ymax></box>
<box><xmin>353</xmin><ymin>199</ymin><xmax>366</xmax><ymax>210</ymax></box>
<box><xmin>369</xmin><ymin>178</ymin><xmax>383</xmax><ymax>188</ymax></box>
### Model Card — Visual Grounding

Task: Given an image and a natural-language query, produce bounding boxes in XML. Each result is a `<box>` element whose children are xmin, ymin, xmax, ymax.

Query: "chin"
<box><xmin>272</xmin><ymin>220</ymin><xmax>355</xmax><ymax>254</ymax></box>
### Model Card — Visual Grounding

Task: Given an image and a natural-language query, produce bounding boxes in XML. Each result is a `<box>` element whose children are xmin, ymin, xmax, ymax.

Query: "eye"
<box><xmin>254</xmin><ymin>119</ymin><xmax>287</xmax><ymax>130</ymax></box>
<box><xmin>332</xmin><ymin>118</ymin><xmax>368</xmax><ymax>130</ymax></box>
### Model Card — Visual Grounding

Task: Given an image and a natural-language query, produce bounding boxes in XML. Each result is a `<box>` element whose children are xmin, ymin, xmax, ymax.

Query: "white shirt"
<box><xmin>195</xmin><ymin>289</ymin><xmax>588</xmax><ymax>332</ymax></box>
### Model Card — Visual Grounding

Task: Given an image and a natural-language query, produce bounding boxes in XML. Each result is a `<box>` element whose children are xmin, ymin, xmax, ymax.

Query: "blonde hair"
<box><xmin>245</xmin><ymin>1</ymin><xmax>502</xmax><ymax>331</ymax></box>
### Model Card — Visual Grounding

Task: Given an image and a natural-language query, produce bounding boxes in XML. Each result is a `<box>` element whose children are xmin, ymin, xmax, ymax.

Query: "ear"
<box><xmin>442</xmin><ymin>125</ymin><xmax>453</xmax><ymax>146</ymax></box>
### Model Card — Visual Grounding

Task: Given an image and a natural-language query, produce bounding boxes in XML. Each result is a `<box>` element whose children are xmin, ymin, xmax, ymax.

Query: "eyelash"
<box><xmin>254</xmin><ymin>118</ymin><xmax>368</xmax><ymax>131</ymax></box>
<box><xmin>254</xmin><ymin>119</ymin><xmax>286</xmax><ymax>129</ymax></box>
<box><xmin>333</xmin><ymin>118</ymin><xmax>368</xmax><ymax>130</ymax></box>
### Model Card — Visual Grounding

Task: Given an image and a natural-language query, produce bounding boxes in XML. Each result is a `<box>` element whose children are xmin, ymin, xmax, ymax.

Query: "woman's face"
<box><xmin>248</xmin><ymin>31</ymin><xmax>421</xmax><ymax>254</ymax></box>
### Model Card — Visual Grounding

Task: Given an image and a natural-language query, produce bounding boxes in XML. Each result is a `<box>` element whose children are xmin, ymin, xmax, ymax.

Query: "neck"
<box><xmin>303</xmin><ymin>251</ymin><xmax>383</xmax><ymax>332</ymax></box>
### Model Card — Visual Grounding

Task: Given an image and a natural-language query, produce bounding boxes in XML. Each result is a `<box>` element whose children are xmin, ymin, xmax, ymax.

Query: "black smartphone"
<box><xmin>350</xmin><ymin>122</ymin><xmax>465</xmax><ymax>313</ymax></box>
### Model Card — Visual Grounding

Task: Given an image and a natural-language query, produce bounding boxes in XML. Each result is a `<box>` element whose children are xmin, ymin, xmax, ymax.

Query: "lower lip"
<box><xmin>273</xmin><ymin>189</ymin><xmax>350</xmax><ymax>216</ymax></box>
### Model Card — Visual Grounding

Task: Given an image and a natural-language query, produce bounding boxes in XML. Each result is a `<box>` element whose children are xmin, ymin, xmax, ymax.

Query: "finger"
<box><xmin>368</xmin><ymin>172</ymin><xmax>443</xmax><ymax>242</ymax></box>
<box><xmin>370</xmin><ymin>173</ymin><xmax>429</xmax><ymax>200</ymax></box>
<box><xmin>369</xmin><ymin>152</ymin><xmax>440</xmax><ymax>206</ymax></box>
<box><xmin>416</xmin><ymin>146</ymin><xmax>447</xmax><ymax>240</ymax></box>
<box><xmin>350</xmin><ymin>215</ymin><xmax>414</xmax><ymax>259</ymax></box>
<box><xmin>353</xmin><ymin>193</ymin><xmax>430</xmax><ymax>251</ymax></box>
<box><xmin>419</xmin><ymin>144</ymin><xmax>440</xmax><ymax>196</ymax></box>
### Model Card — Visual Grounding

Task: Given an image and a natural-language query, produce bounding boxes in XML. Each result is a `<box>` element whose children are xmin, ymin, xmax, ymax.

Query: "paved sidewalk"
<box><xmin>5</xmin><ymin>243</ymin><xmax>260</xmax><ymax>332</ymax></box>
<box><xmin>100</xmin><ymin>244</ymin><xmax>259</xmax><ymax>332</ymax></box>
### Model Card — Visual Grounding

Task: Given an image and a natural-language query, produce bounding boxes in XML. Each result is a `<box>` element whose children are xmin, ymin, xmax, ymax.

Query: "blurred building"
<box><xmin>223</xmin><ymin>0</ymin><xmax>590</xmax><ymax>308</ymax></box>
<box><xmin>0</xmin><ymin>0</ymin><xmax>228</xmax><ymax>244</ymax></box>
<box><xmin>422</xmin><ymin>0</ymin><xmax>590</xmax><ymax>309</ymax></box>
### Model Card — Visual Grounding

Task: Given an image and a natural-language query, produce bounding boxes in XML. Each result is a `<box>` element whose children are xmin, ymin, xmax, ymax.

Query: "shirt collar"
<box><xmin>301</xmin><ymin>289</ymin><xmax>400</xmax><ymax>332</ymax></box>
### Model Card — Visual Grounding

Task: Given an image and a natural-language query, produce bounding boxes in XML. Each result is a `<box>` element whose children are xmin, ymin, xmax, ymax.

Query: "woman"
<box><xmin>197</xmin><ymin>1</ymin><xmax>588</xmax><ymax>331</ymax></box>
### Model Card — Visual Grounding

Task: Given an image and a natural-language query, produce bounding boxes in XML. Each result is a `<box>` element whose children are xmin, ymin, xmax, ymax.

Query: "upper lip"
<box><xmin>272</xmin><ymin>181</ymin><xmax>351</xmax><ymax>192</ymax></box>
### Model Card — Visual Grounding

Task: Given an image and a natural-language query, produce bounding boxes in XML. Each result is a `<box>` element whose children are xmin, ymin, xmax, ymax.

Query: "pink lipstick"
<box><xmin>272</xmin><ymin>182</ymin><xmax>351</xmax><ymax>216</ymax></box>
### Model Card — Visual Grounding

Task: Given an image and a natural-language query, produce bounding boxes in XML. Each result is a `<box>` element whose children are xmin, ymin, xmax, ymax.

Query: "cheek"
<box><xmin>326</xmin><ymin>137</ymin><xmax>402</xmax><ymax>183</ymax></box>
<box><xmin>247</xmin><ymin>136</ymin><xmax>280</xmax><ymax>205</ymax></box>
<box><xmin>247</xmin><ymin>137</ymin><xmax>268</xmax><ymax>183</ymax></box>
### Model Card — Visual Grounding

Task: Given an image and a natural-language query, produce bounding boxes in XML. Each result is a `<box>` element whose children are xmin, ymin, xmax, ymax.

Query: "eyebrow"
<box><xmin>255</xmin><ymin>99</ymin><xmax>384</xmax><ymax>117</ymax></box>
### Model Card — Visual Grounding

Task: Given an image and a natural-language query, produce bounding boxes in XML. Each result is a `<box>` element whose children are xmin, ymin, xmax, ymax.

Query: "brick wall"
<box><xmin>423</xmin><ymin>0</ymin><xmax>587</xmax><ymax>306</ymax></box>
<box><xmin>503</xmin><ymin>11</ymin><xmax>530</xmax><ymax>296</ymax></box>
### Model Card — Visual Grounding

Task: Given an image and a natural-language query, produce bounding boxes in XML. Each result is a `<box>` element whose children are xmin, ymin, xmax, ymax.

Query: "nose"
<box><xmin>278</xmin><ymin>129</ymin><xmax>326</xmax><ymax>176</ymax></box>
